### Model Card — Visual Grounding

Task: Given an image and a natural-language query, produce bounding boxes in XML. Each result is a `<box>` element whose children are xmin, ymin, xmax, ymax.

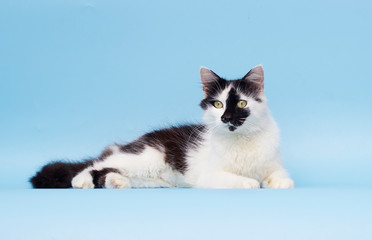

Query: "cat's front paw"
<box><xmin>71</xmin><ymin>172</ymin><xmax>94</xmax><ymax>189</ymax></box>
<box><xmin>264</xmin><ymin>177</ymin><xmax>294</xmax><ymax>189</ymax></box>
<box><xmin>236</xmin><ymin>178</ymin><xmax>260</xmax><ymax>189</ymax></box>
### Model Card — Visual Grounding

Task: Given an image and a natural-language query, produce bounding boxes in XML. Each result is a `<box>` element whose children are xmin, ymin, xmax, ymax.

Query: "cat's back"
<box><xmin>135</xmin><ymin>124</ymin><xmax>207</xmax><ymax>174</ymax></box>
<box><xmin>141</xmin><ymin>124</ymin><xmax>206</xmax><ymax>148</ymax></box>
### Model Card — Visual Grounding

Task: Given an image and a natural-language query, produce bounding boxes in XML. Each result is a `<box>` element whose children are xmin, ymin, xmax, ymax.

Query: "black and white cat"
<box><xmin>30</xmin><ymin>65</ymin><xmax>294</xmax><ymax>189</ymax></box>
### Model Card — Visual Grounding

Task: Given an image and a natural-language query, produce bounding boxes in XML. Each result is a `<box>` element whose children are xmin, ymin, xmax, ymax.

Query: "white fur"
<box><xmin>72</xmin><ymin>170</ymin><xmax>94</xmax><ymax>189</ymax></box>
<box><xmin>72</xmin><ymin>69</ymin><xmax>294</xmax><ymax>189</ymax></box>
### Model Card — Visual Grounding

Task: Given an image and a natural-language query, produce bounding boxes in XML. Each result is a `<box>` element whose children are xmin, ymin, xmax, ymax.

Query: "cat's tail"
<box><xmin>30</xmin><ymin>160</ymin><xmax>94</xmax><ymax>188</ymax></box>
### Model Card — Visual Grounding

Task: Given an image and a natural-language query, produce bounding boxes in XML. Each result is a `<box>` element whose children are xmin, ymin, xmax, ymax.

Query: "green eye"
<box><xmin>213</xmin><ymin>101</ymin><xmax>223</xmax><ymax>109</ymax></box>
<box><xmin>237</xmin><ymin>100</ymin><xmax>247</xmax><ymax>108</ymax></box>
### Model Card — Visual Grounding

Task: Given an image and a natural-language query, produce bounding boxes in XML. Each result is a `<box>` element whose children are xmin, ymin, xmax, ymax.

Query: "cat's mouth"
<box><xmin>227</xmin><ymin>123</ymin><xmax>237</xmax><ymax>132</ymax></box>
<box><xmin>228</xmin><ymin>126</ymin><xmax>237</xmax><ymax>131</ymax></box>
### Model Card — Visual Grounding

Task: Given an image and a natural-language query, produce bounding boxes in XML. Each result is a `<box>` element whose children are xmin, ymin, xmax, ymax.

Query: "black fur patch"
<box><xmin>231</xmin><ymin>79</ymin><xmax>262</xmax><ymax>99</ymax></box>
<box><xmin>99</xmin><ymin>148</ymin><xmax>113</xmax><ymax>160</ymax></box>
<box><xmin>203</xmin><ymin>78</ymin><xmax>228</xmax><ymax>97</ymax></box>
<box><xmin>200</xmin><ymin>78</ymin><xmax>228</xmax><ymax>110</ymax></box>
<box><xmin>30</xmin><ymin>160</ymin><xmax>94</xmax><ymax>188</ymax></box>
<box><xmin>137</xmin><ymin>124</ymin><xmax>206</xmax><ymax>173</ymax></box>
<box><xmin>200</xmin><ymin>97</ymin><xmax>214</xmax><ymax>110</ymax></box>
<box><xmin>222</xmin><ymin>88</ymin><xmax>250</xmax><ymax>129</ymax></box>
<box><xmin>90</xmin><ymin>168</ymin><xmax>120</xmax><ymax>188</ymax></box>
<box><xmin>119</xmin><ymin>141</ymin><xmax>145</xmax><ymax>154</ymax></box>
<box><xmin>115</xmin><ymin>125</ymin><xmax>205</xmax><ymax>173</ymax></box>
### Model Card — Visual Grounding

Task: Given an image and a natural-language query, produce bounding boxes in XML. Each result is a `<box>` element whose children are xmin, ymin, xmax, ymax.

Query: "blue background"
<box><xmin>0</xmin><ymin>0</ymin><xmax>371</xmax><ymax>239</ymax></box>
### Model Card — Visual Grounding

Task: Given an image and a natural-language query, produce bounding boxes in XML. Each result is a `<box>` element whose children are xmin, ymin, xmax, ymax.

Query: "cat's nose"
<box><xmin>221</xmin><ymin>114</ymin><xmax>232</xmax><ymax>123</ymax></box>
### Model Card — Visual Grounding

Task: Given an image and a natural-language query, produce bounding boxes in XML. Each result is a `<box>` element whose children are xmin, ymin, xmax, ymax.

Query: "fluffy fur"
<box><xmin>30</xmin><ymin>65</ymin><xmax>294</xmax><ymax>189</ymax></box>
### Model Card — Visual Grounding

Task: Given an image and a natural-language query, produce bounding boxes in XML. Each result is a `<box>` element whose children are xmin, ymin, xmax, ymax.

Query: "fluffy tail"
<box><xmin>30</xmin><ymin>160</ymin><xmax>94</xmax><ymax>188</ymax></box>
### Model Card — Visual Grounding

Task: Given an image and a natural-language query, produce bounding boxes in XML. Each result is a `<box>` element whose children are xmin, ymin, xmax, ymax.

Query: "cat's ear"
<box><xmin>243</xmin><ymin>65</ymin><xmax>264</xmax><ymax>91</ymax></box>
<box><xmin>200</xmin><ymin>66</ymin><xmax>220</xmax><ymax>95</ymax></box>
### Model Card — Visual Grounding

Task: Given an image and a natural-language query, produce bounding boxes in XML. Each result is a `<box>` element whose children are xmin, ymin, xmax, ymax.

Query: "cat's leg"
<box><xmin>72</xmin><ymin>166</ymin><xmax>132</xmax><ymax>189</ymax></box>
<box><xmin>71</xmin><ymin>168</ymin><xmax>95</xmax><ymax>189</ymax></box>
<box><xmin>196</xmin><ymin>171</ymin><xmax>260</xmax><ymax>189</ymax></box>
<box><xmin>89</xmin><ymin>168</ymin><xmax>131</xmax><ymax>189</ymax></box>
<box><xmin>104</xmin><ymin>172</ymin><xmax>131</xmax><ymax>189</ymax></box>
<box><xmin>262</xmin><ymin>168</ymin><xmax>294</xmax><ymax>189</ymax></box>
<box><xmin>72</xmin><ymin>145</ymin><xmax>177</xmax><ymax>188</ymax></box>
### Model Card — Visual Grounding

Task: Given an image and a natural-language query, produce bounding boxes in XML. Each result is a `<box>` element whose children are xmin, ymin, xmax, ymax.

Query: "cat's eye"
<box><xmin>237</xmin><ymin>100</ymin><xmax>247</xmax><ymax>108</ymax></box>
<box><xmin>213</xmin><ymin>101</ymin><xmax>223</xmax><ymax>109</ymax></box>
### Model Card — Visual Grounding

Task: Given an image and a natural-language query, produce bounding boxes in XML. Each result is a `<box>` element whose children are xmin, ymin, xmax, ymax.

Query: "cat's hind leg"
<box><xmin>72</xmin><ymin>167</ymin><xmax>131</xmax><ymax>189</ymax></box>
<box><xmin>72</xmin><ymin>145</ymin><xmax>182</xmax><ymax>189</ymax></box>
<box><xmin>103</xmin><ymin>172</ymin><xmax>131</xmax><ymax>189</ymax></box>
<box><xmin>71</xmin><ymin>170</ymin><xmax>94</xmax><ymax>189</ymax></box>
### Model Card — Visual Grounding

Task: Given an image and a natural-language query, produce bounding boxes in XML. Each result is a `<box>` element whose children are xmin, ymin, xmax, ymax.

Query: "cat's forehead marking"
<box><xmin>227</xmin><ymin>87</ymin><xmax>239</xmax><ymax>101</ymax></box>
<box><xmin>225</xmin><ymin>88</ymin><xmax>245</xmax><ymax>110</ymax></box>
<box><xmin>218</xmin><ymin>84</ymin><xmax>247</xmax><ymax>101</ymax></box>
<box><xmin>218</xmin><ymin>85</ymin><xmax>232</xmax><ymax>102</ymax></box>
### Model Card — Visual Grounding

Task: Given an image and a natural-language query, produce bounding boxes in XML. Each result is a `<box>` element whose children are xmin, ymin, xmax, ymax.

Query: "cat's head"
<box><xmin>200</xmin><ymin>65</ymin><xmax>270</xmax><ymax>134</ymax></box>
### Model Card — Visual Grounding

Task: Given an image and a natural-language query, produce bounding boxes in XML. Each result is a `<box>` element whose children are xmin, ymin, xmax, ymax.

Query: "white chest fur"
<box><xmin>208</xmin><ymin>126</ymin><xmax>280</xmax><ymax>181</ymax></box>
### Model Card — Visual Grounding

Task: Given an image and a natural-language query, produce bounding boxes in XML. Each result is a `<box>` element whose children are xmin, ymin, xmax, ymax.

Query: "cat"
<box><xmin>30</xmin><ymin>65</ymin><xmax>294</xmax><ymax>189</ymax></box>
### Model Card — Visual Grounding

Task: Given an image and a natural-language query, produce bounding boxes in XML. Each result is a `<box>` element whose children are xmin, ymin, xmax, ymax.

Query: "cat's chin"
<box><xmin>228</xmin><ymin>126</ymin><xmax>237</xmax><ymax>131</ymax></box>
<box><xmin>219</xmin><ymin>124</ymin><xmax>262</xmax><ymax>136</ymax></box>
<box><xmin>215</xmin><ymin>125</ymin><xmax>242</xmax><ymax>134</ymax></box>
